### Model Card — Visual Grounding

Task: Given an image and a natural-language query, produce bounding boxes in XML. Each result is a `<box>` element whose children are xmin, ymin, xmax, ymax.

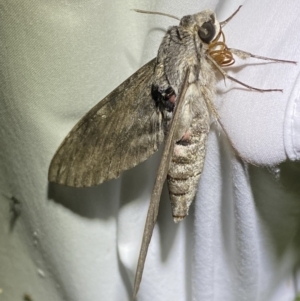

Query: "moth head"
<box><xmin>180</xmin><ymin>9</ymin><xmax>220</xmax><ymax>44</ymax></box>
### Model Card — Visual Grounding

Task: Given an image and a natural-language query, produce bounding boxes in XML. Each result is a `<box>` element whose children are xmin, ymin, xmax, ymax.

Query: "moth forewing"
<box><xmin>133</xmin><ymin>68</ymin><xmax>191</xmax><ymax>299</ymax></box>
<box><xmin>48</xmin><ymin>59</ymin><xmax>164</xmax><ymax>187</ymax></box>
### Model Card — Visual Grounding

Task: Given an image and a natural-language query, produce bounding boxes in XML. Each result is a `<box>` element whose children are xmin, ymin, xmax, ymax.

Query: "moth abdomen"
<box><xmin>167</xmin><ymin>146</ymin><xmax>206</xmax><ymax>222</ymax></box>
<box><xmin>167</xmin><ymin>107</ymin><xmax>210</xmax><ymax>222</ymax></box>
<box><xmin>168</xmin><ymin>173</ymin><xmax>201</xmax><ymax>223</ymax></box>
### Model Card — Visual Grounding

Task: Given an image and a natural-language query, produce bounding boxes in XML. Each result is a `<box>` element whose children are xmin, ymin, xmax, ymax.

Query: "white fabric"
<box><xmin>1</xmin><ymin>1</ymin><xmax>300</xmax><ymax>301</ymax></box>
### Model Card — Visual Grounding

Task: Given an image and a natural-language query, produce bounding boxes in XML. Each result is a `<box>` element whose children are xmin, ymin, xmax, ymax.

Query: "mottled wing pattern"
<box><xmin>133</xmin><ymin>68</ymin><xmax>191</xmax><ymax>299</ymax></box>
<box><xmin>48</xmin><ymin>59</ymin><xmax>164</xmax><ymax>187</ymax></box>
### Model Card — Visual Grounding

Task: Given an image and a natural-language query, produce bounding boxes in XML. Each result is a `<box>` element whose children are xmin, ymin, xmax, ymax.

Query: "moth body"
<box><xmin>152</xmin><ymin>10</ymin><xmax>218</xmax><ymax>221</ymax></box>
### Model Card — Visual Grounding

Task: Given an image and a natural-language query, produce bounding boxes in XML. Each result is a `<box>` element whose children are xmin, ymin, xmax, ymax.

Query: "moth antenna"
<box><xmin>220</xmin><ymin>5</ymin><xmax>242</xmax><ymax>27</ymax></box>
<box><xmin>132</xmin><ymin>9</ymin><xmax>180</xmax><ymax>21</ymax></box>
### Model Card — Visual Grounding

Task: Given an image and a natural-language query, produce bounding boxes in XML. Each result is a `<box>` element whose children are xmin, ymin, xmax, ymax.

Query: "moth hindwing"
<box><xmin>48</xmin><ymin>6</ymin><xmax>296</xmax><ymax>300</ymax></box>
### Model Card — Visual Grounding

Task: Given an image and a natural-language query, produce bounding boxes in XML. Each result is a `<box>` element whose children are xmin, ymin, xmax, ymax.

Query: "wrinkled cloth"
<box><xmin>0</xmin><ymin>1</ymin><xmax>300</xmax><ymax>301</ymax></box>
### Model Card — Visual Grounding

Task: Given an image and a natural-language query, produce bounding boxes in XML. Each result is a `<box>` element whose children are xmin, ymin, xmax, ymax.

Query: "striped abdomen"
<box><xmin>167</xmin><ymin>105</ymin><xmax>210</xmax><ymax>223</ymax></box>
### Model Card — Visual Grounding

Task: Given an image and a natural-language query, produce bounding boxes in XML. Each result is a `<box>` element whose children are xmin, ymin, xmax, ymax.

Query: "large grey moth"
<box><xmin>48</xmin><ymin>6</ymin><xmax>296</xmax><ymax>299</ymax></box>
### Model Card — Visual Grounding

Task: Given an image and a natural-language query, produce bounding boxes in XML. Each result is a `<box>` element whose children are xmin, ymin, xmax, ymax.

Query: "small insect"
<box><xmin>9</xmin><ymin>196</ymin><xmax>21</xmax><ymax>231</ymax></box>
<box><xmin>48</xmin><ymin>6</ymin><xmax>296</xmax><ymax>299</ymax></box>
<box><xmin>2</xmin><ymin>195</ymin><xmax>22</xmax><ymax>231</ymax></box>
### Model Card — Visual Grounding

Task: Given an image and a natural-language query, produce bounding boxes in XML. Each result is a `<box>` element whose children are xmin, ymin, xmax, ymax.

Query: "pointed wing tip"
<box><xmin>132</xmin><ymin>283</ymin><xmax>139</xmax><ymax>301</ymax></box>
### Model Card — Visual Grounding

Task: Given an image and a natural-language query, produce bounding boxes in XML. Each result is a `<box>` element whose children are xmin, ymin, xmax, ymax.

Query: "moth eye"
<box><xmin>198</xmin><ymin>20</ymin><xmax>215</xmax><ymax>44</ymax></box>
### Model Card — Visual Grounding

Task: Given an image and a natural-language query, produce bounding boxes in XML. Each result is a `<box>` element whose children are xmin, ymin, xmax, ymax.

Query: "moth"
<box><xmin>48</xmin><ymin>6</ymin><xmax>296</xmax><ymax>299</ymax></box>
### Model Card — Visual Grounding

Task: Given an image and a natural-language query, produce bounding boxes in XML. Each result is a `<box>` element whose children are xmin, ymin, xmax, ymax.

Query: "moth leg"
<box><xmin>201</xmin><ymin>56</ymin><xmax>259</xmax><ymax>164</ymax></box>
<box><xmin>196</xmin><ymin>82</ymin><xmax>252</xmax><ymax>164</ymax></box>
<box><xmin>133</xmin><ymin>69</ymin><xmax>190</xmax><ymax>300</ymax></box>
<box><xmin>228</xmin><ymin>48</ymin><xmax>297</xmax><ymax>64</ymax></box>
<box><xmin>207</xmin><ymin>54</ymin><xmax>283</xmax><ymax>92</ymax></box>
